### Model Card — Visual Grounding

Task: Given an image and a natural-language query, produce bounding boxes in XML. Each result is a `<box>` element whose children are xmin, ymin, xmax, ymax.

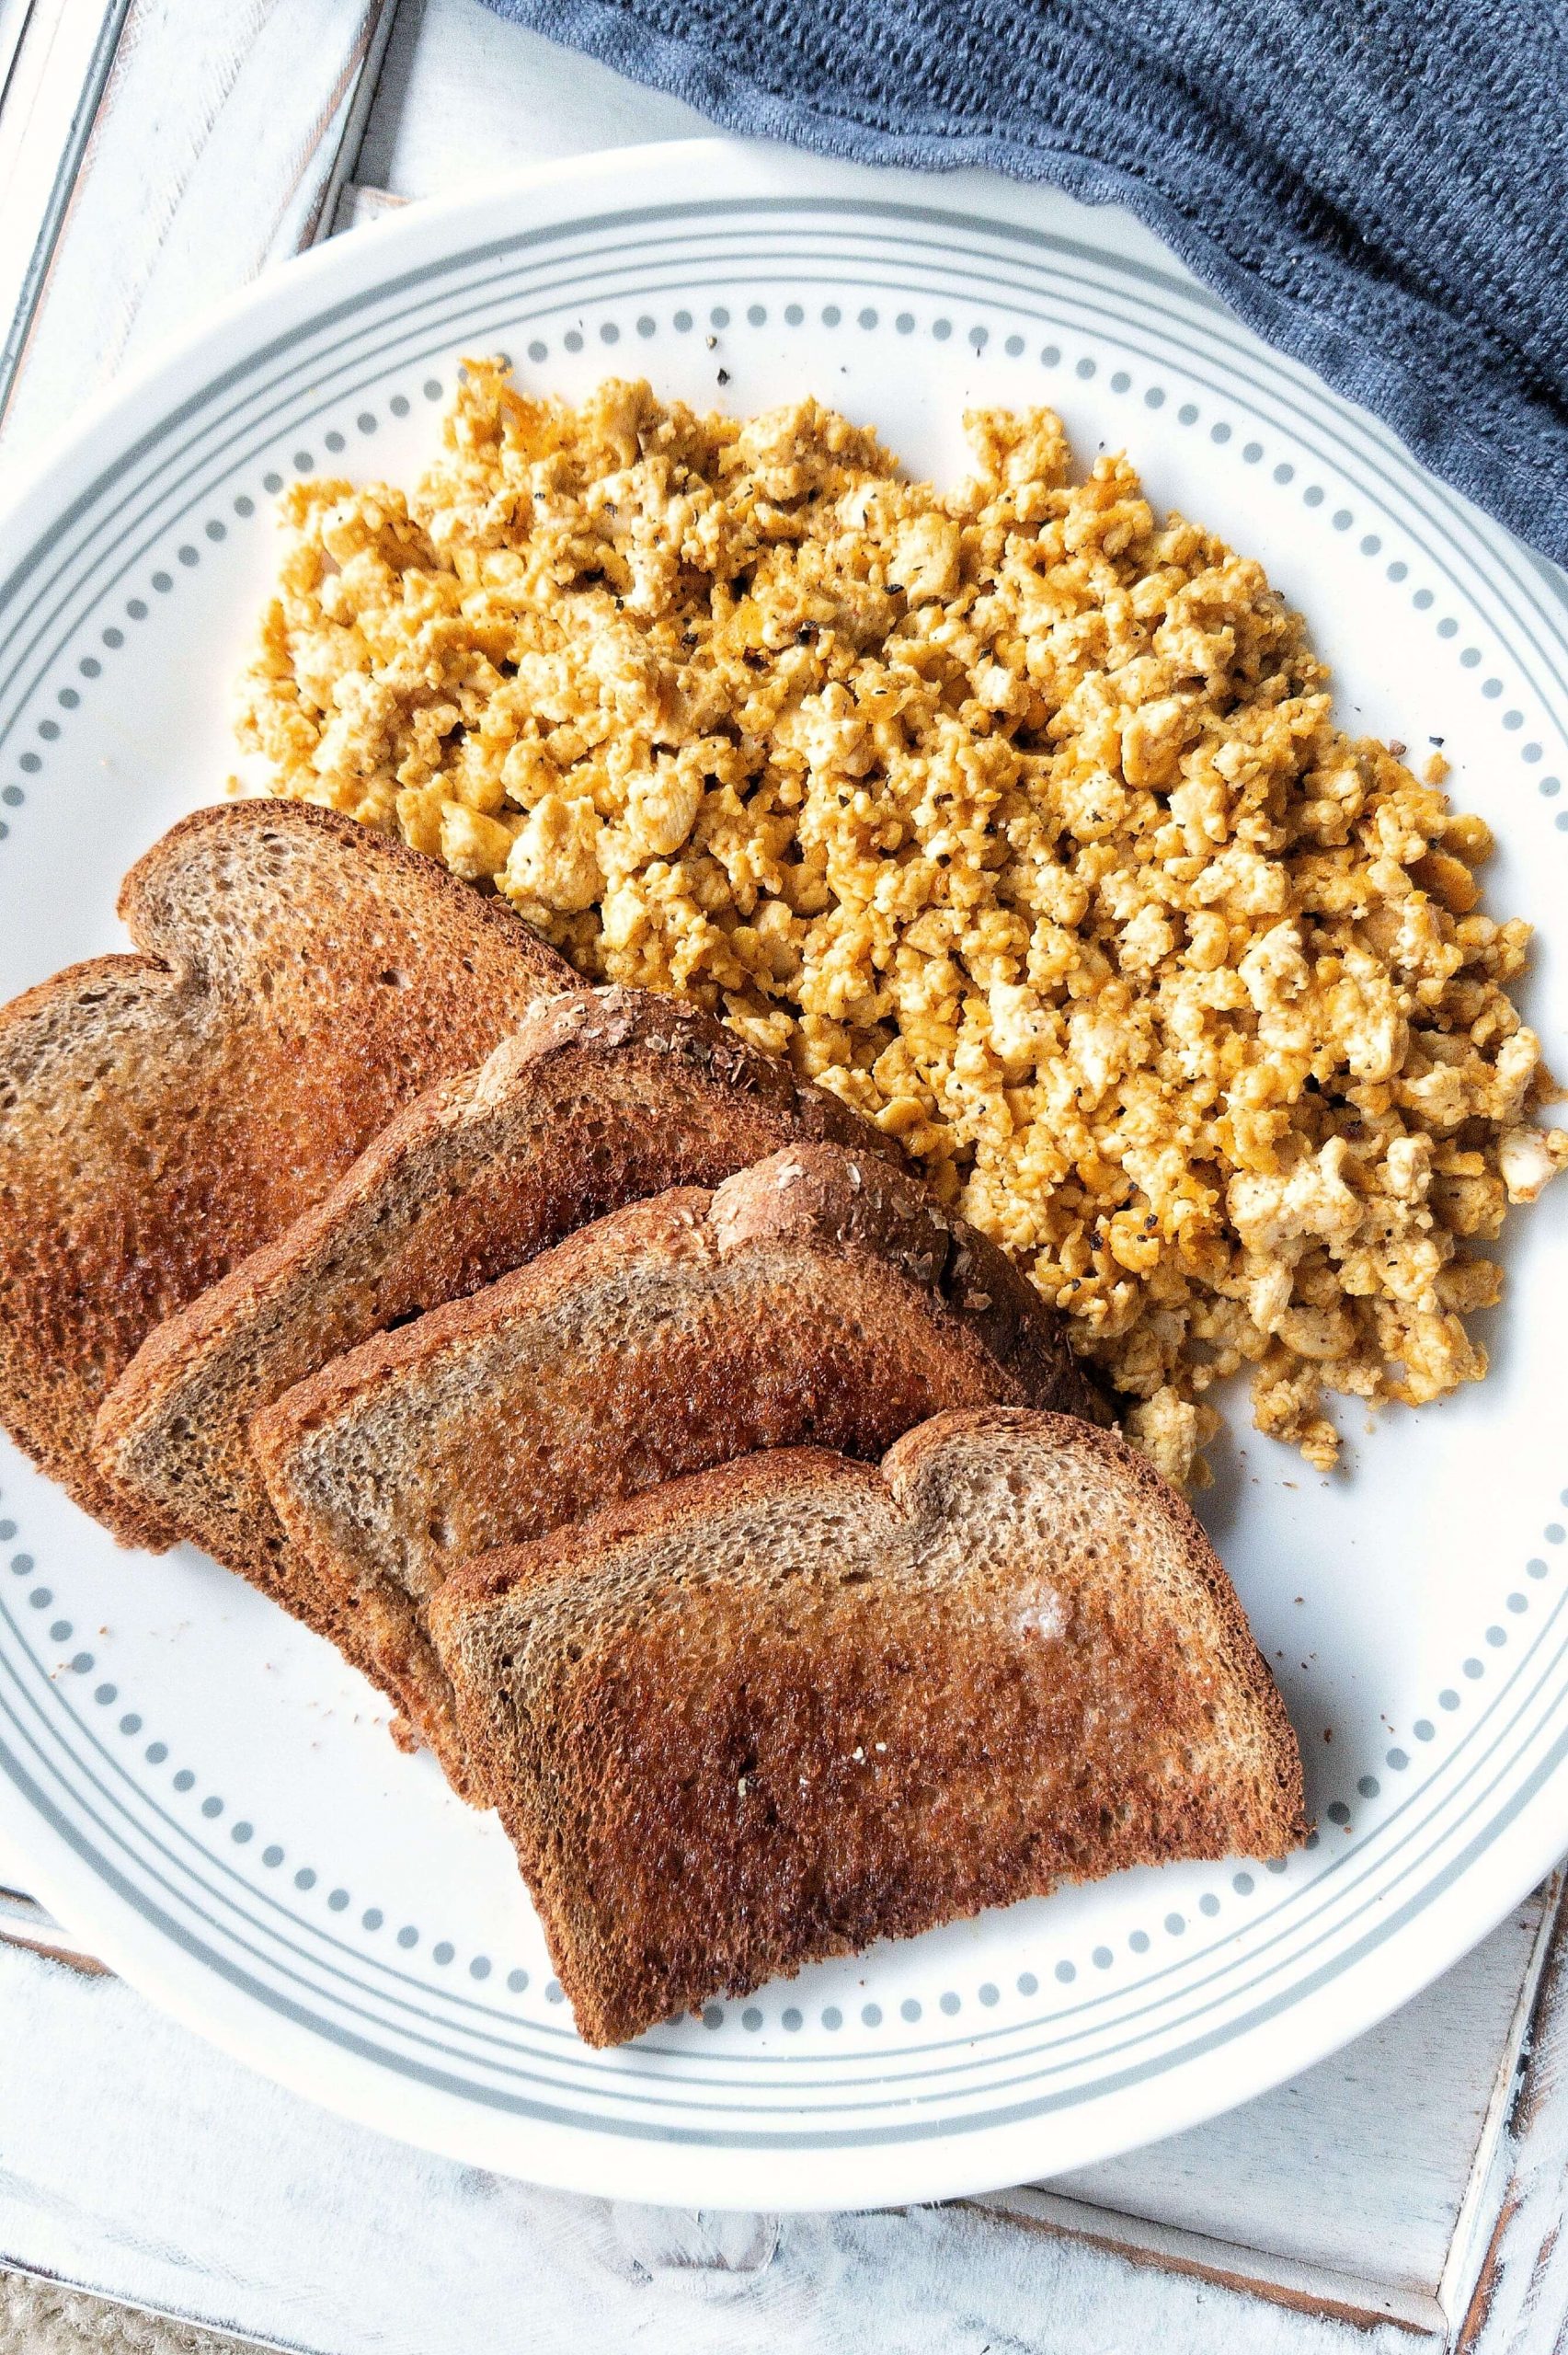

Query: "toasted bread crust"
<box><xmin>93</xmin><ymin>989</ymin><xmax>905</xmax><ymax>1609</ymax></box>
<box><xmin>261</xmin><ymin>1144</ymin><xmax>1096</xmax><ymax>1439</ymax></box>
<box><xmin>434</xmin><ymin>1409</ymin><xmax>1307</xmax><ymax>2045</ymax></box>
<box><xmin>114</xmin><ymin>798</ymin><xmax>566</xmax><ymax>974</ymax></box>
<box><xmin>708</xmin><ymin>1146</ymin><xmax>1104</xmax><ymax>1415</ymax></box>
<box><xmin>251</xmin><ymin>1146</ymin><xmax>1096</xmax><ymax>1794</ymax></box>
<box><xmin>0</xmin><ymin>801</ymin><xmax>571</xmax><ymax>1540</ymax></box>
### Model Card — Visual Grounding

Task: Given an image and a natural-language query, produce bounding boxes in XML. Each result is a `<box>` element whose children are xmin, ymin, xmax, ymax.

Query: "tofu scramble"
<box><xmin>237</xmin><ymin>362</ymin><xmax>1567</xmax><ymax>1486</ymax></box>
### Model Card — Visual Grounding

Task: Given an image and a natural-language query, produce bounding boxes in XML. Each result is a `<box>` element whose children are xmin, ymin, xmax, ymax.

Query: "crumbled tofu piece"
<box><xmin>1499</xmin><ymin>1125</ymin><xmax>1568</xmax><ymax>1204</ymax></box>
<box><xmin>241</xmin><ymin>360</ymin><xmax>1564</xmax><ymax>1477</ymax></box>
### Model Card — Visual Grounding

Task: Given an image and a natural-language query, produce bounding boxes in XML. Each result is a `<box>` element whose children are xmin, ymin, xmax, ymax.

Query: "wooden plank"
<box><xmin>1438</xmin><ymin>1885</ymin><xmax>1562</xmax><ymax>2329</ymax></box>
<box><xmin>0</xmin><ymin>1886</ymin><xmax>107</xmax><ymax>1975</ymax></box>
<box><xmin>0</xmin><ymin>0</ymin><xmax>396</xmax><ymax>484</ymax></box>
<box><xmin>0</xmin><ymin>0</ymin><xmax>134</xmax><ymax>406</ymax></box>
<box><xmin>313</xmin><ymin>0</ymin><xmax>401</xmax><ymax>250</ymax></box>
<box><xmin>0</xmin><ymin>1933</ymin><xmax>1430</xmax><ymax>2355</ymax></box>
<box><xmin>354</xmin><ymin>0</ymin><xmax>706</xmax><ymax>200</ymax></box>
<box><xmin>1039</xmin><ymin>1889</ymin><xmax>1557</xmax><ymax>2299</ymax></box>
<box><xmin>979</xmin><ymin>2186</ymin><xmax>1444</xmax><ymax>2338</ymax></box>
<box><xmin>1453</xmin><ymin>1893</ymin><xmax>1568</xmax><ymax>2350</ymax></box>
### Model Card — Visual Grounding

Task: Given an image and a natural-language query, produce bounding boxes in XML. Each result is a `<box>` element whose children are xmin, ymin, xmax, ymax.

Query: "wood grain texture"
<box><xmin>0</xmin><ymin>1888</ymin><xmax>107</xmax><ymax>1975</ymax></box>
<box><xmin>1455</xmin><ymin>1897</ymin><xmax>1568</xmax><ymax>2352</ymax></box>
<box><xmin>0</xmin><ymin>0</ymin><xmax>36</xmax><ymax>98</ymax></box>
<box><xmin>1049</xmin><ymin>1891</ymin><xmax>1554</xmax><ymax>2298</ymax></box>
<box><xmin>0</xmin><ymin>0</ymin><xmax>394</xmax><ymax>484</ymax></box>
<box><xmin>978</xmin><ymin>2186</ymin><xmax>1446</xmax><ymax>2336</ymax></box>
<box><xmin>0</xmin><ymin>0</ymin><xmax>133</xmax><ymax>405</ymax></box>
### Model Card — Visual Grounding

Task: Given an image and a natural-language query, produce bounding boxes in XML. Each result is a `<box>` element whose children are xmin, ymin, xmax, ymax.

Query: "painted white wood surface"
<box><xmin>1</xmin><ymin>6</ymin><xmax>1567</xmax><ymax>2349</ymax></box>
<box><xmin>0</xmin><ymin>0</ymin><xmax>34</xmax><ymax>93</ymax></box>
<box><xmin>357</xmin><ymin>0</ymin><xmax>705</xmax><ymax>201</ymax></box>
<box><xmin>0</xmin><ymin>0</ymin><xmax>132</xmax><ymax>378</ymax></box>
<box><xmin>1050</xmin><ymin>1890</ymin><xmax>1551</xmax><ymax>2297</ymax></box>
<box><xmin>0</xmin><ymin>0</ymin><xmax>395</xmax><ymax>485</ymax></box>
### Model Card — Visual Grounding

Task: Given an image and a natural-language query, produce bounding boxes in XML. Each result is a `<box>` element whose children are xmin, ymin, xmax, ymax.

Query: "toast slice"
<box><xmin>94</xmin><ymin>989</ymin><xmax>904</xmax><ymax>1609</ymax></box>
<box><xmin>254</xmin><ymin>1144</ymin><xmax>1095</xmax><ymax>1795</ymax></box>
<box><xmin>431</xmin><ymin>1408</ymin><xmax>1306</xmax><ymax>2046</ymax></box>
<box><xmin>0</xmin><ymin>801</ymin><xmax>570</xmax><ymax>1542</ymax></box>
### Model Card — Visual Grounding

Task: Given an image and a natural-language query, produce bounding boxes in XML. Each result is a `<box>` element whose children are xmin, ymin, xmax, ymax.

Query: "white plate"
<box><xmin>2</xmin><ymin>138</ymin><xmax>1566</xmax><ymax>2211</ymax></box>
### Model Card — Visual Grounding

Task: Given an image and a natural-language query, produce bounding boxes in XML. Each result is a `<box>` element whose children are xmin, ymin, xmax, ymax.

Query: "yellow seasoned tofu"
<box><xmin>236</xmin><ymin>361</ymin><xmax>1567</xmax><ymax>1481</ymax></box>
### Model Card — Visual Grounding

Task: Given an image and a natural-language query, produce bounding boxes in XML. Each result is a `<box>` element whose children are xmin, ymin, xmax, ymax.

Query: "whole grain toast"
<box><xmin>0</xmin><ymin>801</ymin><xmax>570</xmax><ymax>1543</ymax></box>
<box><xmin>254</xmin><ymin>1143</ymin><xmax>1096</xmax><ymax>1795</ymax></box>
<box><xmin>432</xmin><ymin>1408</ymin><xmax>1306</xmax><ymax>2046</ymax></box>
<box><xmin>93</xmin><ymin>989</ymin><xmax>912</xmax><ymax>1616</ymax></box>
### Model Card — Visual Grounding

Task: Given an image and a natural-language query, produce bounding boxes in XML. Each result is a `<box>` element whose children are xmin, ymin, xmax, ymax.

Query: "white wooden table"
<box><xmin>2</xmin><ymin>8</ymin><xmax>1566</xmax><ymax>2351</ymax></box>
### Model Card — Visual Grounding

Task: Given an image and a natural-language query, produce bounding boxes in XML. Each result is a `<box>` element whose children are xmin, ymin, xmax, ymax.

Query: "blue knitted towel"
<box><xmin>478</xmin><ymin>0</ymin><xmax>1567</xmax><ymax>568</ymax></box>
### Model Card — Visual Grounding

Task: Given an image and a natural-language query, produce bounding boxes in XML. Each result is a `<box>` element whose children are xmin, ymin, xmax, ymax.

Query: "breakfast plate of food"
<box><xmin>0</xmin><ymin>137</ymin><xmax>1565</xmax><ymax>2210</ymax></box>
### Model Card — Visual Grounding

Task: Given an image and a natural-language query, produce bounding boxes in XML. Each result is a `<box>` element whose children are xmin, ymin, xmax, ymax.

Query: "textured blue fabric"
<box><xmin>478</xmin><ymin>0</ymin><xmax>1567</xmax><ymax>566</ymax></box>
